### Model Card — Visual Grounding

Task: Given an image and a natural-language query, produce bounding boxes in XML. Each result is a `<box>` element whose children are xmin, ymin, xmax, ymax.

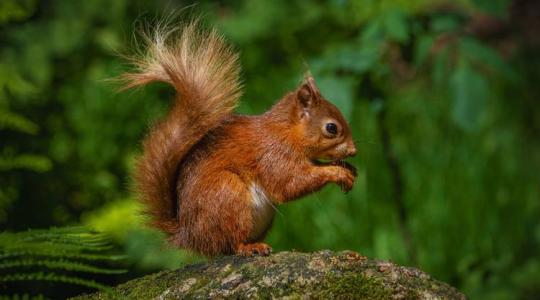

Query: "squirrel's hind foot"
<box><xmin>236</xmin><ymin>243</ymin><xmax>272</xmax><ymax>257</ymax></box>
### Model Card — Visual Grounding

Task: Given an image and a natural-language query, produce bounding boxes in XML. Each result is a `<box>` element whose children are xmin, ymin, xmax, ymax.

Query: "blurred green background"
<box><xmin>1</xmin><ymin>0</ymin><xmax>540</xmax><ymax>298</ymax></box>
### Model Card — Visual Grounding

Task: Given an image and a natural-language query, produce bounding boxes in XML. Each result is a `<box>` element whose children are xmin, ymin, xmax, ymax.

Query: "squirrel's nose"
<box><xmin>347</xmin><ymin>145</ymin><xmax>357</xmax><ymax>157</ymax></box>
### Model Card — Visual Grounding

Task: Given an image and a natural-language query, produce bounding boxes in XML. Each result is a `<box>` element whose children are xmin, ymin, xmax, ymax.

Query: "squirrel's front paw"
<box><xmin>338</xmin><ymin>170</ymin><xmax>356</xmax><ymax>193</ymax></box>
<box><xmin>329</xmin><ymin>163</ymin><xmax>357</xmax><ymax>193</ymax></box>
<box><xmin>236</xmin><ymin>243</ymin><xmax>272</xmax><ymax>257</ymax></box>
<box><xmin>331</xmin><ymin>160</ymin><xmax>357</xmax><ymax>177</ymax></box>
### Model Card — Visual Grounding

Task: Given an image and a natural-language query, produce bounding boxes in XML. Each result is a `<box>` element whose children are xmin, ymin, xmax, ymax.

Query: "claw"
<box><xmin>236</xmin><ymin>243</ymin><xmax>272</xmax><ymax>257</ymax></box>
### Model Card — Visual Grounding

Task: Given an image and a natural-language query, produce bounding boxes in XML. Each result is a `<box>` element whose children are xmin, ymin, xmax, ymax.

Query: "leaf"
<box><xmin>0</xmin><ymin>154</ymin><xmax>51</xmax><ymax>172</ymax></box>
<box><xmin>431</xmin><ymin>15</ymin><xmax>462</xmax><ymax>33</ymax></box>
<box><xmin>361</xmin><ymin>19</ymin><xmax>384</xmax><ymax>43</ymax></box>
<box><xmin>471</xmin><ymin>0</ymin><xmax>511</xmax><ymax>17</ymax></box>
<box><xmin>0</xmin><ymin>110</ymin><xmax>38</xmax><ymax>134</ymax></box>
<box><xmin>0</xmin><ymin>227</ymin><xmax>126</xmax><ymax>296</ymax></box>
<box><xmin>414</xmin><ymin>34</ymin><xmax>435</xmax><ymax>66</ymax></box>
<box><xmin>459</xmin><ymin>37</ymin><xmax>517</xmax><ymax>81</ymax></box>
<box><xmin>0</xmin><ymin>0</ymin><xmax>37</xmax><ymax>24</ymax></box>
<box><xmin>0</xmin><ymin>259</ymin><xmax>126</xmax><ymax>274</ymax></box>
<box><xmin>383</xmin><ymin>9</ymin><xmax>408</xmax><ymax>43</ymax></box>
<box><xmin>311</xmin><ymin>44</ymin><xmax>380</xmax><ymax>75</ymax></box>
<box><xmin>450</xmin><ymin>60</ymin><xmax>489</xmax><ymax>131</ymax></box>
<box><xmin>432</xmin><ymin>47</ymin><xmax>449</xmax><ymax>86</ymax></box>
<box><xmin>316</xmin><ymin>76</ymin><xmax>355</xmax><ymax>119</ymax></box>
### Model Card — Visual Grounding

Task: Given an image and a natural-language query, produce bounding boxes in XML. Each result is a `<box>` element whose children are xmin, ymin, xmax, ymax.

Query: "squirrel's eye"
<box><xmin>325</xmin><ymin>123</ymin><xmax>338</xmax><ymax>135</ymax></box>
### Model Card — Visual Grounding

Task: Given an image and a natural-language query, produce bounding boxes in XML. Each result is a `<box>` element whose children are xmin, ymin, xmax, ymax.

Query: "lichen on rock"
<box><xmin>73</xmin><ymin>250</ymin><xmax>466</xmax><ymax>299</ymax></box>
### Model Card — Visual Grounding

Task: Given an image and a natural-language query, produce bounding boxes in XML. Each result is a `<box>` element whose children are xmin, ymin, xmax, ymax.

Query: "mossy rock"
<box><xmin>74</xmin><ymin>250</ymin><xmax>466</xmax><ymax>299</ymax></box>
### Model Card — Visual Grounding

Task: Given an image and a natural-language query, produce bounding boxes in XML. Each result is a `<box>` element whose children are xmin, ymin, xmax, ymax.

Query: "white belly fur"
<box><xmin>248</xmin><ymin>183</ymin><xmax>276</xmax><ymax>241</ymax></box>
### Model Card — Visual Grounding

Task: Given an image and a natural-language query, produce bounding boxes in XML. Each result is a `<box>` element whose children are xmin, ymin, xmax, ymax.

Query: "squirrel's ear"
<box><xmin>296</xmin><ymin>75</ymin><xmax>320</xmax><ymax>109</ymax></box>
<box><xmin>297</xmin><ymin>84</ymin><xmax>312</xmax><ymax>108</ymax></box>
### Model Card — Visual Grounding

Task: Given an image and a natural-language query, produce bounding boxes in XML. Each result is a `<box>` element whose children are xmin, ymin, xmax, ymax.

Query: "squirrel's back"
<box><xmin>120</xmin><ymin>21</ymin><xmax>243</xmax><ymax>234</ymax></box>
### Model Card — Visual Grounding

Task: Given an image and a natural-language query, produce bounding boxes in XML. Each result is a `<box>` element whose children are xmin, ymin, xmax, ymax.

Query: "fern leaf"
<box><xmin>0</xmin><ymin>258</ymin><xmax>126</xmax><ymax>274</ymax></box>
<box><xmin>0</xmin><ymin>155</ymin><xmax>51</xmax><ymax>172</ymax></box>
<box><xmin>0</xmin><ymin>249</ymin><xmax>126</xmax><ymax>261</ymax></box>
<box><xmin>0</xmin><ymin>110</ymin><xmax>38</xmax><ymax>134</ymax></box>
<box><xmin>0</xmin><ymin>226</ymin><xmax>126</xmax><ymax>297</ymax></box>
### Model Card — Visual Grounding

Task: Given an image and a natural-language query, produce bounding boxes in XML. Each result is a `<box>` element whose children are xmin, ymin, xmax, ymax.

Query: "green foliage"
<box><xmin>450</xmin><ymin>59</ymin><xmax>488</xmax><ymax>131</ymax></box>
<box><xmin>82</xmin><ymin>198</ymin><xmax>203</xmax><ymax>271</ymax></box>
<box><xmin>1</xmin><ymin>0</ymin><xmax>539</xmax><ymax>299</ymax></box>
<box><xmin>0</xmin><ymin>227</ymin><xmax>125</xmax><ymax>298</ymax></box>
<box><xmin>0</xmin><ymin>0</ymin><xmax>36</xmax><ymax>23</ymax></box>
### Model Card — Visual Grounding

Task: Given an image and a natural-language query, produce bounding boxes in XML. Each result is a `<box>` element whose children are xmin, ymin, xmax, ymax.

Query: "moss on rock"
<box><xmin>73</xmin><ymin>250</ymin><xmax>466</xmax><ymax>299</ymax></box>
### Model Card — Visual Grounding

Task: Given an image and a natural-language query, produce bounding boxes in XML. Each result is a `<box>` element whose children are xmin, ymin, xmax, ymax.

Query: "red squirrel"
<box><xmin>121</xmin><ymin>22</ymin><xmax>357</xmax><ymax>257</ymax></box>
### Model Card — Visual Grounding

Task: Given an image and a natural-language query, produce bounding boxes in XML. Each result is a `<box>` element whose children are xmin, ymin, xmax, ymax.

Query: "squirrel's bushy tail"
<box><xmin>120</xmin><ymin>21</ymin><xmax>242</xmax><ymax>234</ymax></box>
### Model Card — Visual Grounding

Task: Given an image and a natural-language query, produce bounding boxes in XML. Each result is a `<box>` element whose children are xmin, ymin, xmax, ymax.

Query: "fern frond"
<box><xmin>0</xmin><ymin>226</ymin><xmax>126</xmax><ymax>297</ymax></box>
<box><xmin>0</xmin><ymin>155</ymin><xmax>51</xmax><ymax>172</ymax></box>
<box><xmin>0</xmin><ymin>110</ymin><xmax>38</xmax><ymax>134</ymax></box>
<box><xmin>0</xmin><ymin>249</ymin><xmax>126</xmax><ymax>261</ymax></box>
<box><xmin>0</xmin><ymin>258</ymin><xmax>127</xmax><ymax>274</ymax></box>
<box><xmin>11</xmin><ymin>241</ymin><xmax>114</xmax><ymax>252</ymax></box>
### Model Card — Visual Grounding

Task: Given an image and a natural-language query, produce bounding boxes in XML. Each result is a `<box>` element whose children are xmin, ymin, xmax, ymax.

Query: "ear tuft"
<box><xmin>297</xmin><ymin>84</ymin><xmax>312</xmax><ymax>107</ymax></box>
<box><xmin>296</xmin><ymin>75</ymin><xmax>320</xmax><ymax>108</ymax></box>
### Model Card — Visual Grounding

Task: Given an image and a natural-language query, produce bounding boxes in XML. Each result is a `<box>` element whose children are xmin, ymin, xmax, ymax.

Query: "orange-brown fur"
<box><xmin>121</xmin><ymin>21</ymin><xmax>357</xmax><ymax>257</ymax></box>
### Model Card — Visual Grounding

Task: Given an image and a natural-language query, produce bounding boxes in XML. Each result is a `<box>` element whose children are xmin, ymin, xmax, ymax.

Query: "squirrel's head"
<box><xmin>288</xmin><ymin>76</ymin><xmax>357</xmax><ymax>163</ymax></box>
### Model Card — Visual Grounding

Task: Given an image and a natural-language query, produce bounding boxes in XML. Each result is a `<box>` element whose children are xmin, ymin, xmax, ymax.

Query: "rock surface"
<box><xmin>74</xmin><ymin>250</ymin><xmax>466</xmax><ymax>299</ymax></box>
